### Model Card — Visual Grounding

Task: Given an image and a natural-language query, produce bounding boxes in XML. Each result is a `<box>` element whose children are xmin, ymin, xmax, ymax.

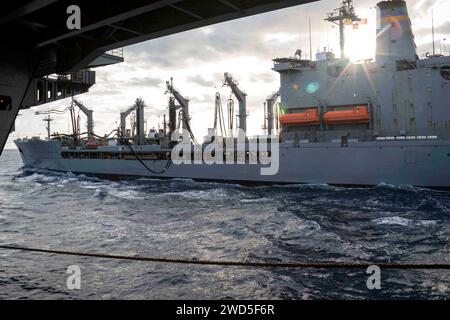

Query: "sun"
<box><xmin>344</xmin><ymin>9</ymin><xmax>376</xmax><ymax>63</ymax></box>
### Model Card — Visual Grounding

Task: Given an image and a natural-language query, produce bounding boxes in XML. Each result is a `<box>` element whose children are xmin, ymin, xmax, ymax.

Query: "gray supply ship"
<box><xmin>15</xmin><ymin>0</ymin><xmax>450</xmax><ymax>188</ymax></box>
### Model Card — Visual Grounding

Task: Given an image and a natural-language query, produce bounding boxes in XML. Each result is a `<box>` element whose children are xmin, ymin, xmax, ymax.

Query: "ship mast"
<box><xmin>43</xmin><ymin>115</ymin><xmax>53</xmax><ymax>140</ymax></box>
<box><xmin>432</xmin><ymin>9</ymin><xmax>436</xmax><ymax>56</ymax></box>
<box><xmin>325</xmin><ymin>0</ymin><xmax>360</xmax><ymax>58</ymax></box>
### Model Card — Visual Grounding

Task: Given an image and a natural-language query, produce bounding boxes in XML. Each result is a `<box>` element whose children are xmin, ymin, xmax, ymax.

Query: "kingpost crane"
<box><xmin>265</xmin><ymin>90</ymin><xmax>280</xmax><ymax>135</ymax></box>
<box><xmin>224</xmin><ymin>73</ymin><xmax>247</xmax><ymax>134</ymax></box>
<box><xmin>166</xmin><ymin>78</ymin><xmax>190</xmax><ymax>129</ymax></box>
<box><xmin>71</xmin><ymin>98</ymin><xmax>94</xmax><ymax>141</ymax></box>
<box><xmin>120</xmin><ymin>105</ymin><xmax>138</xmax><ymax>138</ymax></box>
<box><xmin>120</xmin><ymin>98</ymin><xmax>146</xmax><ymax>144</ymax></box>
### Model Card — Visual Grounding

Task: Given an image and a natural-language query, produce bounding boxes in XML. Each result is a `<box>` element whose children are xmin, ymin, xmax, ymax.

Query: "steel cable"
<box><xmin>0</xmin><ymin>245</ymin><xmax>449</xmax><ymax>270</ymax></box>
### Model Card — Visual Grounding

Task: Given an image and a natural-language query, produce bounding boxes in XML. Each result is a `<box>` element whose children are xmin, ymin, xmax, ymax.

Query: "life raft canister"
<box><xmin>324</xmin><ymin>106</ymin><xmax>371</xmax><ymax>125</ymax></box>
<box><xmin>279</xmin><ymin>108</ymin><xmax>320</xmax><ymax>126</ymax></box>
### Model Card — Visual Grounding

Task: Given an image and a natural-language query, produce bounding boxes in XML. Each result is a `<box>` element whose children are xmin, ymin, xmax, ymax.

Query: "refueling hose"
<box><xmin>119</xmin><ymin>131</ymin><xmax>172</xmax><ymax>175</ymax></box>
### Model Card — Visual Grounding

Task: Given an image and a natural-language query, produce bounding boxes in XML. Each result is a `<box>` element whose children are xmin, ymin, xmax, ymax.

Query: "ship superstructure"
<box><xmin>275</xmin><ymin>0</ymin><xmax>450</xmax><ymax>144</ymax></box>
<box><xmin>15</xmin><ymin>0</ymin><xmax>450</xmax><ymax>188</ymax></box>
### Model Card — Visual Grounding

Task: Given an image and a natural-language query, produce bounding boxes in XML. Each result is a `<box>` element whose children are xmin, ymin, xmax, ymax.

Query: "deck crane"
<box><xmin>265</xmin><ymin>90</ymin><xmax>280</xmax><ymax>135</ymax></box>
<box><xmin>134</xmin><ymin>98</ymin><xmax>146</xmax><ymax>145</ymax></box>
<box><xmin>223</xmin><ymin>73</ymin><xmax>247</xmax><ymax>133</ymax></box>
<box><xmin>166</xmin><ymin>78</ymin><xmax>190</xmax><ymax>129</ymax></box>
<box><xmin>120</xmin><ymin>98</ymin><xmax>146</xmax><ymax>145</ymax></box>
<box><xmin>35</xmin><ymin>99</ymin><xmax>94</xmax><ymax>143</ymax></box>
<box><xmin>165</xmin><ymin>78</ymin><xmax>200</xmax><ymax>145</ymax></box>
<box><xmin>71</xmin><ymin>98</ymin><xmax>94</xmax><ymax>141</ymax></box>
<box><xmin>120</xmin><ymin>104</ymin><xmax>137</xmax><ymax>138</ymax></box>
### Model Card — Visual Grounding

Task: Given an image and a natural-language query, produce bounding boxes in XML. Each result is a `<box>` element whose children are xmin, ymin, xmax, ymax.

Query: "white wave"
<box><xmin>15</xmin><ymin>169</ymin><xmax>97</xmax><ymax>187</ymax></box>
<box><xmin>88</xmin><ymin>184</ymin><xmax>144</xmax><ymax>200</ymax></box>
<box><xmin>17</xmin><ymin>173</ymin><xmax>60</xmax><ymax>184</ymax></box>
<box><xmin>136</xmin><ymin>177</ymin><xmax>165</xmax><ymax>182</ymax></box>
<box><xmin>14</xmin><ymin>172</ymin><xmax>41</xmax><ymax>182</ymax></box>
<box><xmin>150</xmin><ymin>220</ymin><xmax>195</xmax><ymax>232</ymax></box>
<box><xmin>261</xmin><ymin>183</ymin><xmax>345</xmax><ymax>191</ymax></box>
<box><xmin>240</xmin><ymin>197</ymin><xmax>272</xmax><ymax>203</ymax></box>
<box><xmin>80</xmin><ymin>183</ymin><xmax>107</xmax><ymax>189</ymax></box>
<box><xmin>375</xmin><ymin>182</ymin><xmax>429</xmax><ymax>192</ymax></box>
<box><xmin>373</xmin><ymin>216</ymin><xmax>412</xmax><ymax>226</ymax></box>
<box><xmin>170</xmin><ymin>177</ymin><xmax>195</xmax><ymax>182</ymax></box>
<box><xmin>60</xmin><ymin>177</ymin><xmax>79</xmax><ymax>184</ymax></box>
<box><xmin>372</xmin><ymin>216</ymin><xmax>438</xmax><ymax>227</ymax></box>
<box><xmin>113</xmin><ymin>189</ymin><xmax>144</xmax><ymax>200</ymax></box>
<box><xmin>164</xmin><ymin>188</ymin><xmax>231</xmax><ymax>200</ymax></box>
<box><xmin>416</xmin><ymin>219</ymin><xmax>439</xmax><ymax>226</ymax></box>
<box><xmin>93</xmin><ymin>188</ymin><xmax>108</xmax><ymax>198</ymax></box>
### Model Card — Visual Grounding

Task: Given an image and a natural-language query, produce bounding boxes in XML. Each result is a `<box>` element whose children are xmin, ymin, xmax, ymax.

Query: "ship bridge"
<box><xmin>0</xmin><ymin>0</ymin><xmax>317</xmax><ymax>153</ymax></box>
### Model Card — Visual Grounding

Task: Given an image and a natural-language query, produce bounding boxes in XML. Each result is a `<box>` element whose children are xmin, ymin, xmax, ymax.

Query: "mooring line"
<box><xmin>1</xmin><ymin>245</ymin><xmax>449</xmax><ymax>270</ymax></box>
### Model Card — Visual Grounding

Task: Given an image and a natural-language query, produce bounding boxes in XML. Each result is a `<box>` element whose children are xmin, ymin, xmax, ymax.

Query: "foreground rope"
<box><xmin>0</xmin><ymin>245</ymin><xmax>449</xmax><ymax>270</ymax></box>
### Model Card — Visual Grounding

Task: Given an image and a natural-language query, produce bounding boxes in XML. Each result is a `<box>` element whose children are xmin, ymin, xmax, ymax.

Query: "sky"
<box><xmin>6</xmin><ymin>0</ymin><xmax>450</xmax><ymax>149</ymax></box>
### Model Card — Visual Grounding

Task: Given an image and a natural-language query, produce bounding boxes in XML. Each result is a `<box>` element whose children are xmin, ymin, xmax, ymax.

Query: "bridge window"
<box><xmin>0</xmin><ymin>95</ymin><xmax>12</xmax><ymax>111</ymax></box>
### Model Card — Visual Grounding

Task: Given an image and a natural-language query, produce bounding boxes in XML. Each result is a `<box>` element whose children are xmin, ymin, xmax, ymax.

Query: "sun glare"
<box><xmin>344</xmin><ymin>9</ymin><xmax>376</xmax><ymax>63</ymax></box>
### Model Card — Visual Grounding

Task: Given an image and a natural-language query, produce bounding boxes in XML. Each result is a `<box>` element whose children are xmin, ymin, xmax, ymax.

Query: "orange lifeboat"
<box><xmin>279</xmin><ymin>108</ymin><xmax>320</xmax><ymax>126</ymax></box>
<box><xmin>324</xmin><ymin>106</ymin><xmax>370</xmax><ymax>125</ymax></box>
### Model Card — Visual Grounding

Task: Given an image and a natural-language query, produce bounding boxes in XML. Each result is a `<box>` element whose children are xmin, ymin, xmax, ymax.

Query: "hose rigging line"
<box><xmin>91</xmin><ymin>129</ymin><xmax>119</xmax><ymax>139</ymax></box>
<box><xmin>50</xmin><ymin>131</ymin><xmax>115</xmax><ymax>143</ymax></box>
<box><xmin>219</xmin><ymin>94</ymin><xmax>227</xmax><ymax>138</ymax></box>
<box><xmin>213</xmin><ymin>93</ymin><xmax>227</xmax><ymax>138</ymax></box>
<box><xmin>180</xmin><ymin>110</ymin><xmax>200</xmax><ymax>146</ymax></box>
<box><xmin>36</xmin><ymin>106</ymin><xmax>72</xmax><ymax>115</ymax></box>
<box><xmin>119</xmin><ymin>131</ymin><xmax>172</xmax><ymax>175</ymax></box>
<box><xmin>213</xmin><ymin>94</ymin><xmax>220</xmax><ymax>136</ymax></box>
<box><xmin>54</xmin><ymin>130</ymin><xmax>119</xmax><ymax>139</ymax></box>
<box><xmin>0</xmin><ymin>244</ymin><xmax>449</xmax><ymax>270</ymax></box>
<box><xmin>227</xmin><ymin>98</ymin><xmax>234</xmax><ymax>132</ymax></box>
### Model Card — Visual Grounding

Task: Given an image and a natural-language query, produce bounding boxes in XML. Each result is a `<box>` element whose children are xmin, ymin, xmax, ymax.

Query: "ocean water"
<box><xmin>0</xmin><ymin>149</ymin><xmax>449</xmax><ymax>299</ymax></box>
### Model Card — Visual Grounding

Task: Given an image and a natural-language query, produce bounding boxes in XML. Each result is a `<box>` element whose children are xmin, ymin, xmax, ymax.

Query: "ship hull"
<box><xmin>14</xmin><ymin>139</ymin><xmax>450</xmax><ymax>188</ymax></box>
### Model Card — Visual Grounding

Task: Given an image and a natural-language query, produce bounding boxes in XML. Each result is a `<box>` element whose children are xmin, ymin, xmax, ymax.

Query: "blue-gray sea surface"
<box><xmin>0</xmin><ymin>149</ymin><xmax>449</xmax><ymax>299</ymax></box>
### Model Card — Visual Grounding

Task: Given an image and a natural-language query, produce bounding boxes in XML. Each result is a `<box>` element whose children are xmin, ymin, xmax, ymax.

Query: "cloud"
<box><xmin>186</xmin><ymin>75</ymin><xmax>216</xmax><ymax>87</ymax></box>
<box><xmin>189</xmin><ymin>93</ymin><xmax>215</xmax><ymax>104</ymax></box>
<box><xmin>249</xmin><ymin>72</ymin><xmax>277</xmax><ymax>84</ymax></box>
<box><xmin>127</xmin><ymin>76</ymin><xmax>162</xmax><ymax>88</ymax></box>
